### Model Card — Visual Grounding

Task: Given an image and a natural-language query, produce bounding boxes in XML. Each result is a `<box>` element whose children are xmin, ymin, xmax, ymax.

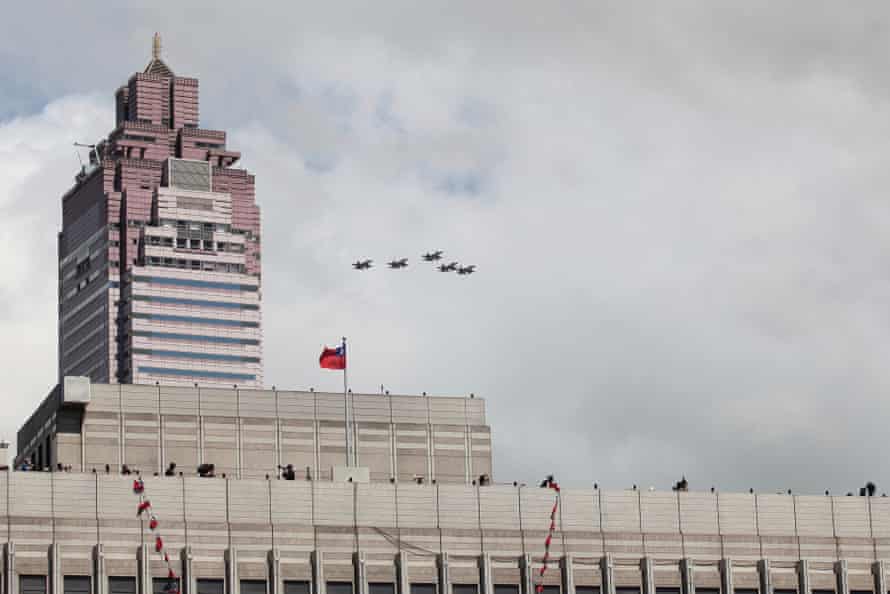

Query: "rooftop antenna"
<box><xmin>153</xmin><ymin>32</ymin><xmax>162</xmax><ymax>60</ymax></box>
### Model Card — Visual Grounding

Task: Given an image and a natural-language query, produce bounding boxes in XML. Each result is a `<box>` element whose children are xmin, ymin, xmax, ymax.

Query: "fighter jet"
<box><xmin>438</xmin><ymin>262</ymin><xmax>458</xmax><ymax>272</ymax></box>
<box><xmin>388</xmin><ymin>258</ymin><xmax>409</xmax><ymax>269</ymax></box>
<box><xmin>352</xmin><ymin>259</ymin><xmax>373</xmax><ymax>270</ymax></box>
<box><xmin>457</xmin><ymin>265</ymin><xmax>476</xmax><ymax>275</ymax></box>
<box><xmin>422</xmin><ymin>251</ymin><xmax>444</xmax><ymax>262</ymax></box>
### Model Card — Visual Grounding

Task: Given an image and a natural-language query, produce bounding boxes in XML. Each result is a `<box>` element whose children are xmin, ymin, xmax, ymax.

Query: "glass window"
<box><xmin>133</xmin><ymin>349</ymin><xmax>260</xmax><ymax>364</ymax></box>
<box><xmin>494</xmin><ymin>586</ymin><xmax>520</xmax><ymax>594</ymax></box>
<box><xmin>453</xmin><ymin>587</ymin><xmax>478</xmax><ymax>594</ymax></box>
<box><xmin>133</xmin><ymin>275</ymin><xmax>258</xmax><ymax>291</ymax></box>
<box><xmin>131</xmin><ymin>312</ymin><xmax>260</xmax><ymax>327</ymax></box>
<box><xmin>138</xmin><ymin>366</ymin><xmax>257</xmax><ymax>381</ymax></box>
<box><xmin>735</xmin><ymin>590</ymin><xmax>759</xmax><ymax>594</ymax></box>
<box><xmin>576</xmin><ymin>588</ymin><xmax>600</xmax><ymax>594</ymax></box>
<box><xmin>411</xmin><ymin>587</ymin><xmax>436</xmax><ymax>594</ymax></box>
<box><xmin>370</xmin><ymin>585</ymin><xmax>395</xmax><ymax>594</ymax></box>
<box><xmin>284</xmin><ymin>582</ymin><xmax>310</xmax><ymax>594</ymax></box>
<box><xmin>64</xmin><ymin>577</ymin><xmax>91</xmax><ymax>594</ymax></box>
<box><xmin>197</xmin><ymin>580</ymin><xmax>224</xmax><ymax>594</ymax></box>
<box><xmin>656</xmin><ymin>589</ymin><xmax>680</xmax><ymax>594</ymax></box>
<box><xmin>851</xmin><ymin>591</ymin><xmax>872</xmax><ymax>594</ymax></box>
<box><xmin>109</xmin><ymin>577</ymin><xmax>137</xmax><ymax>594</ymax></box>
<box><xmin>539</xmin><ymin>588</ymin><xmax>559</xmax><ymax>594</ymax></box>
<box><xmin>697</xmin><ymin>590</ymin><xmax>720</xmax><ymax>594</ymax></box>
<box><xmin>775</xmin><ymin>590</ymin><xmax>797</xmax><ymax>594</ymax></box>
<box><xmin>327</xmin><ymin>584</ymin><xmax>353</xmax><ymax>594</ymax></box>
<box><xmin>241</xmin><ymin>581</ymin><xmax>267</xmax><ymax>594</ymax></box>
<box><xmin>616</xmin><ymin>588</ymin><xmax>641</xmax><ymax>594</ymax></box>
<box><xmin>153</xmin><ymin>578</ymin><xmax>181</xmax><ymax>594</ymax></box>
<box><xmin>21</xmin><ymin>576</ymin><xmax>47</xmax><ymax>594</ymax></box>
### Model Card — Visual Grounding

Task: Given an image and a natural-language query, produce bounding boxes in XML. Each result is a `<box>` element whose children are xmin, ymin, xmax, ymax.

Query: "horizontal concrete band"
<box><xmin>2</xmin><ymin>474</ymin><xmax>889</xmax><ymax>541</ymax></box>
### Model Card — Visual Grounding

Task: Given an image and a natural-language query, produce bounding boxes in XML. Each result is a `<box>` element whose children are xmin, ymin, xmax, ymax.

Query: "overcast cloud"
<box><xmin>3</xmin><ymin>2</ymin><xmax>890</xmax><ymax>494</ymax></box>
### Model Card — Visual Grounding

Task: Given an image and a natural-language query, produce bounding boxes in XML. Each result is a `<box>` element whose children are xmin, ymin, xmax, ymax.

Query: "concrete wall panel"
<box><xmin>640</xmin><ymin>492</ymin><xmax>679</xmax><ymax>534</ymax></box>
<box><xmin>869</xmin><ymin>496</ymin><xmax>890</xmax><ymax>537</ymax></box>
<box><xmin>601</xmin><ymin>491</ymin><xmax>641</xmax><ymax>533</ymax></box>
<box><xmin>276</xmin><ymin>390</ymin><xmax>315</xmax><ymax>419</ymax></box>
<box><xmin>356</xmin><ymin>483</ymin><xmax>396</xmax><ymax>527</ymax></box>
<box><xmin>120</xmin><ymin>384</ymin><xmax>159</xmax><ymax>413</ymax></box>
<box><xmin>270</xmin><ymin>480</ymin><xmax>313</xmax><ymax>525</ymax></box>
<box><xmin>352</xmin><ymin>395</ymin><xmax>391</xmax><ymax>423</ymax></box>
<box><xmin>396</xmin><ymin>484</ymin><xmax>438</xmax><ymax>529</ymax></box>
<box><xmin>52</xmin><ymin>472</ymin><xmax>96</xmax><ymax>518</ymax></box>
<box><xmin>228</xmin><ymin>478</ymin><xmax>270</xmax><ymax>524</ymax></box>
<box><xmin>833</xmin><ymin>496</ymin><xmax>870</xmax><ymax>538</ymax></box>
<box><xmin>429</xmin><ymin>398</ymin><xmax>467</xmax><ymax>425</ymax></box>
<box><xmin>314</xmin><ymin>482</ymin><xmax>355</xmax><ymax>526</ymax></box>
<box><xmin>184</xmin><ymin>476</ymin><xmax>227</xmax><ymax>522</ymax></box>
<box><xmin>239</xmin><ymin>389</ymin><xmax>277</xmax><ymax>418</ymax></box>
<box><xmin>315</xmin><ymin>393</ymin><xmax>347</xmax><ymax>421</ymax></box>
<box><xmin>520</xmin><ymin>487</ymin><xmax>561</xmax><ymax>532</ymax></box>
<box><xmin>678</xmin><ymin>492</ymin><xmax>719</xmax><ymax>535</ymax></box>
<box><xmin>756</xmin><ymin>494</ymin><xmax>796</xmax><ymax>536</ymax></box>
<box><xmin>390</xmin><ymin>396</ymin><xmax>429</xmax><ymax>424</ymax></box>
<box><xmin>717</xmin><ymin>493</ymin><xmax>757</xmax><ymax>535</ymax></box>
<box><xmin>479</xmin><ymin>486</ymin><xmax>519</xmax><ymax>530</ymax></box>
<box><xmin>199</xmin><ymin>388</ymin><xmax>238</xmax><ymax>417</ymax></box>
<box><xmin>438</xmin><ymin>485</ymin><xmax>480</xmax><ymax>529</ymax></box>
<box><xmin>9</xmin><ymin>472</ymin><xmax>53</xmax><ymax>517</ymax></box>
<box><xmin>795</xmin><ymin>495</ymin><xmax>834</xmax><ymax>537</ymax></box>
<box><xmin>560</xmin><ymin>488</ymin><xmax>600</xmax><ymax>532</ymax></box>
<box><xmin>90</xmin><ymin>383</ymin><xmax>121</xmax><ymax>412</ymax></box>
<box><xmin>159</xmin><ymin>386</ymin><xmax>198</xmax><ymax>416</ymax></box>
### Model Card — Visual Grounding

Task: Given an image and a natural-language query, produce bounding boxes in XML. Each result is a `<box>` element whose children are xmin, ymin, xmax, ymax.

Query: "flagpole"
<box><xmin>342</xmin><ymin>336</ymin><xmax>351</xmax><ymax>468</ymax></box>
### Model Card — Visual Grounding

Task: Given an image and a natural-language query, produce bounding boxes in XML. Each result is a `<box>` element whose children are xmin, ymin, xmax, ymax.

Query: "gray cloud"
<box><xmin>2</xmin><ymin>2</ymin><xmax>890</xmax><ymax>495</ymax></box>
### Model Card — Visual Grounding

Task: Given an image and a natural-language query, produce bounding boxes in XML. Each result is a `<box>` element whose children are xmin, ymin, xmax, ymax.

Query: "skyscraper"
<box><xmin>58</xmin><ymin>34</ymin><xmax>262</xmax><ymax>387</ymax></box>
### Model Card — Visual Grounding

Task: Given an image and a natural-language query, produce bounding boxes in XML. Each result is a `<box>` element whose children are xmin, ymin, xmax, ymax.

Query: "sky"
<box><xmin>3</xmin><ymin>2</ymin><xmax>890</xmax><ymax>494</ymax></box>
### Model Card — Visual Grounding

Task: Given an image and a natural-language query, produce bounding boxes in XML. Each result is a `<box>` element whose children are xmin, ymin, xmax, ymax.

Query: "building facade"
<box><xmin>15</xmin><ymin>380</ymin><xmax>491</xmax><ymax>484</ymax></box>
<box><xmin>6</xmin><ymin>433</ymin><xmax>890</xmax><ymax>594</ymax></box>
<box><xmin>58</xmin><ymin>34</ymin><xmax>262</xmax><ymax>387</ymax></box>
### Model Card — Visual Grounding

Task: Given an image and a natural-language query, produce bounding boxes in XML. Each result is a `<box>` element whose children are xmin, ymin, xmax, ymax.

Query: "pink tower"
<box><xmin>58</xmin><ymin>34</ymin><xmax>263</xmax><ymax>387</ymax></box>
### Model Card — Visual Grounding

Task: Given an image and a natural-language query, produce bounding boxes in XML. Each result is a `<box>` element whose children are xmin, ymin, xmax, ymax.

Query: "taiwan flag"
<box><xmin>319</xmin><ymin>343</ymin><xmax>346</xmax><ymax>370</ymax></box>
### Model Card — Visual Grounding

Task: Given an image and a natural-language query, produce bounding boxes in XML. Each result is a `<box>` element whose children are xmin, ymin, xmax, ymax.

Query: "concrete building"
<box><xmin>16</xmin><ymin>379</ymin><xmax>491</xmax><ymax>484</ymax></box>
<box><xmin>58</xmin><ymin>34</ymin><xmax>262</xmax><ymax>387</ymax></box>
<box><xmin>6</xmin><ymin>378</ymin><xmax>890</xmax><ymax>594</ymax></box>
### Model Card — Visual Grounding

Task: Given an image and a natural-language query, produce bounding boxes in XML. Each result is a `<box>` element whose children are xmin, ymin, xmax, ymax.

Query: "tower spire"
<box><xmin>144</xmin><ymin>32</ymin><xmax>173</xmax><ymax>77</ymax></box>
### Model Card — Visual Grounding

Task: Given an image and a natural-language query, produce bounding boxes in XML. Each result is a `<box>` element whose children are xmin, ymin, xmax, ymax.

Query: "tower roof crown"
<box><xmin>144</xmin><ymin>32</ymin><xmax>174</xmax><ymax>77</ymax></box>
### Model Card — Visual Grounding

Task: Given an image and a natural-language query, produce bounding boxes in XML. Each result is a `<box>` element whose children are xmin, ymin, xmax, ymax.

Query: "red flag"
<box><xmin>319</xmin><ymin>344</ymin><xmax>346</xmax><ymax>370</ymax></box>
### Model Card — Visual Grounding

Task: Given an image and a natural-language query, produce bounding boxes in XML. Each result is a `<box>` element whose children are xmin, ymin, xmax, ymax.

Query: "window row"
<box><xmin>133</xmin><ymin>330</ymin><xmax>260</xmax><ymax>345</ymax></box>
<box><xmin>132</xmin><ymin>275</ymin><xmax>258</xmax><ymax>292</ymax></box>
<box><xmin>145</xmin><ymin>256</ymin><xmax>246</xmax><ymax>274</ymax></box>
<box><xmin>26</xmin><ymin>577</ymin><xmax>858</xmax><ymax>594</ymax></box>
<box><xmin>133</xmin><ymin>294</ymin><xmax>259</xmax><ymax>310</ymax></box>
<box><xmin>133</xmin><ymin>347</ymin><xmax>261</xmax><ymax>363</ymax></box>
<box><xmin>138</xmin><ymin>365</ymin><xmax>257</xmax><ymax>381</ymax></box>
<box><xmin>132</xmin><ymin>312</ymin><xmax>260</xmax><ymax>327</ymax></box>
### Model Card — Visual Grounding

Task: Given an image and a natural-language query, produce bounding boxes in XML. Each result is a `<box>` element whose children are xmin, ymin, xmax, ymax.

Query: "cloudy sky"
<box><xmin>3</xmin><ymin>2</ymin><xmax>890</xmax><ymax>494</ymax></box>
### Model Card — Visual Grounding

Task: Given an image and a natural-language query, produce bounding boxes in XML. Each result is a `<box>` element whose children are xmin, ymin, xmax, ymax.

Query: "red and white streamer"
<box><xmin>133</xmin><ymin>478</ymin><xmax>180</xmax><ymax>594</ymax></box>
<box><xmin>535</xmin><ymin>476</ymin><xmax>560</xmax><ymax>594</ymax></box>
